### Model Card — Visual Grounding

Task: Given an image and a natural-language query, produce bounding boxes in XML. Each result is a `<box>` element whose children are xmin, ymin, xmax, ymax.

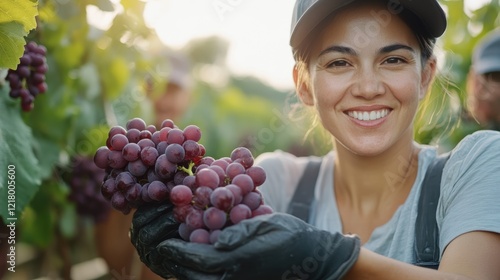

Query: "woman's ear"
<box><xmin>293</xmin><ymin>65</ymin><xmax>314</xmax><ymax>106</ymax></box>
<box><xmin>419</xmin><ymin>56</ymin><xmax>437</xmax><ymax>100</ymax></box>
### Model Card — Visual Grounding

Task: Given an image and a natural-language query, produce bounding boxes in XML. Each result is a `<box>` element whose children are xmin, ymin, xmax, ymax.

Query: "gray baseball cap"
<box><xmin>290</xmin><ymin>0</ymin><xmax>447</xmax><ymax>49</ymax></box>
<box><xmin>473</xmin><ymin>29</ymin><xmax>500</xmax><ymax>74</ymax></box>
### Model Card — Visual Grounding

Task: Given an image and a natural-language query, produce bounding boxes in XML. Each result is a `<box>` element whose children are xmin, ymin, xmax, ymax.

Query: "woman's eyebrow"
<box><xmin>379</xmin><ymin>44</ymin><xmax>415</xmax><ymax>54</ymax></box>
<box><xmin>318</xmin><ymin>44</ymin><xmax>414</xmax><ymax>58</ymax></box>
<box><xmin>318</xmin><ymin>45</ymin><xmax>357</xmax><ymax>57</ymax></box>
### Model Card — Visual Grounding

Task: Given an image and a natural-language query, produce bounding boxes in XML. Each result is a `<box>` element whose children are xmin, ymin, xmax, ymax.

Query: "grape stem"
<box><xmin>178</xmin><ymin>161</ymin><xmax>195</xmax><ymax>176</ymax></box>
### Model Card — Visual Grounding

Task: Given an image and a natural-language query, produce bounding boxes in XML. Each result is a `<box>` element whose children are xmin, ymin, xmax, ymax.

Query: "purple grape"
<box><xmin>189</xmin><ymin>228</ymin><xmax>210</xmax><ymax>244</ymax></box>
<box><xmin>155</xmin><ymin>154</ymin><xmax>177</xmax><ymax>180</ymax></box>
<box><xmin>225</xmin><ymin>184</ymin><xmax>243</xmax><ymax>205</ymax></box>
<box><xmin>126</xmin><ymin>118</ymin><xmax>147</xmax><ymax>131</ymax></box>
<box><xmin>137</xmin><ymin>138</ymin><xmax>155</xmax><ymax>150</ymax></box>
<box><xmin>230</xmin><ymin>147</ymin><xmax>254</xmax><ymax>169</ymax></box>
<box><xmin>115</xmin><ymin>172</ymin><xmax>136</xmax><ymax>192</ymax></box>
<box><xmin>183</xmin><ymin>125</ymin><xmax>202</xmax><ymax>142</ymax></box>
<box><xmin>196</xmin><ymin>168</ymin><xmax>220</xmax><ymax>189</ymax></box>
<box><xmin>167</xmin><ymin>128</ymin><xmax>185</xmax><ymax>144</ymax></box>
<box><xmin>183</xmin><ymin>140</ymin><xmax>200</xmax><ymax>160</ymax></box>
<box><xmin>210</xmin><ymin>187</ymin><xmax>234</xmax><ymax>211</ymax></box>
<box><xmin>245</xmin><ymin>166</ymin><xmax>267</xmax><ymax>186</ymax></box>
<box><xmin>229</xmin><ymin>204</ymin><xmax>252</xmax><ymax>224</ymax></box>
<box><xmin>165</xmin><ymin>143</ymin><xmax>185</xmax><ymax>163</ymax></box>
<box><xmin>140</xmin><ymin>146</ymin><xmax>159</xmax><ymax>166</ymax></box>
<box><xmin>179</xmin><ymin>222</ymin><xmax>192</xmax><ymax>241</ymax></box>
<box><xmin>231</xmin><ymin>174</ymin><xmax>254</xmax><ymax>195</ymax></box>
<box><xmin>242</xmin><ymin>191</ymin><xmax>262</xmax><ymax>210</ymax></box>
<box><xmin>170</xmin><ymin>185</ymin><xmax>193</xmax><ymax>206</ymax></box>
<box><xmin>161</xmin><ymin>119</ymin><xmax>175</xmax><ymax>129</ymax></box>
<box><xmin>148</xmin><ymin>180</ymin><xmax>169</xmax><ymax>201</ymax></box>
<box><xmin>94</xmin><ymin>146</ymin><xmax>110</xmax><ymax>169</ymax></box>
<box><xmin>108</xmin><ymin>150</ymin><xmax>127</xmax><ymax>169</ymax></box>
<box><xmin>252</xmin><ymin>205</ymin><xmax>274</xmax><ymax>217</ymax></box>
<box><xmin>226</xmin><ymin>162</ymin><xmax>246</xmax><ymax>180</ymax></box>
<box><xmin>186</xmin><ymin>209</ymin><xmax>205</xmax><ymax>231</ymax></box>
<box><xmin>203</xmin><ymin>207</ymin><xmax>227</xmax><ymax>230</ymax></box>
<box><xmin>209</xmin><ymin>229</ymin><xmax>222</xmax><ymax>244</ymax></box>
<box><xmin>126</xmin><ymin>128</ymin><xmax>141</xmax><ymax>143</ymax></box>
<box><xmin>122</xmin><ymin>143</ymin><xmax>141</xmax><ymax>162</ymax></box>
<box><xmin>193</xmin><ymin>186</ymin><xmax>212</xmax><ymax>209</ymax></box>
<box><xmin>127</xmin><ymin>159</ymin><xmax>148</xmax><ymax>177</ymax></box>
<box><xmin>174</xmin><ymin>204</ymin><xmax>193</xmax><ymax>223</ymax></box>
<box><xmin>111</xmin><ymin>134</ymin><xmax>129</xmax><ymax>151</ymax></box>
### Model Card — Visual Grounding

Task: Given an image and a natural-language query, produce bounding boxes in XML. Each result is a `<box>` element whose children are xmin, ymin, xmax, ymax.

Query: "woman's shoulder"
<box><xmin>448</xmin><ymin>130</ymin><xmax>500</xmax><ymax>164</ymax></box>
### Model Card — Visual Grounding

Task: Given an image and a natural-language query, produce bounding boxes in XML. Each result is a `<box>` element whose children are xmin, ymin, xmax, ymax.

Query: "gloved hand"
<box><xmin>156</xmin><ymin>212</ymin><xmax>361</xmax><ymax>280</ymax></box>
<box><xmin>129</xmin><ymin>202</ymin><xmax>181</xmax><ymax>279</ymax></box>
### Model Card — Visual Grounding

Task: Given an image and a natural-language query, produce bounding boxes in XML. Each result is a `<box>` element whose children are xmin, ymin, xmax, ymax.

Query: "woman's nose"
<box><xmin>351</xmin><ymin>68</ymin><xmax>385</xmax><ymax>99</ymax></box>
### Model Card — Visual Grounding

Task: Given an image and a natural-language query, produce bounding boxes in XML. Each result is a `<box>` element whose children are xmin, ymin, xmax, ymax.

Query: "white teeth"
<box><xmin>348</xmin><ymin>109</ymin><xmax>389</xmax><ymax>121</ymax></box>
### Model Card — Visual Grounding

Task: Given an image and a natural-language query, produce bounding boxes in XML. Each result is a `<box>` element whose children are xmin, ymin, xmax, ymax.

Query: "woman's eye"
<box><xmin>327</xmin><ymin>60</ymin><xmax>350</xmax><ymax>68</ymax></box>
<box><xmin>384</xmin><ymin>57</ymin><xmax>405</xmax><ymax>64</ymax></box>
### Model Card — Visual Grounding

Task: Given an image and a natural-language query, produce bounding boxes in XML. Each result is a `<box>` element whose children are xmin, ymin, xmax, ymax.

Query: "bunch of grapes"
<box><xmin>5</xmin><ymin>41</ymin><xmax>48</xmax><ymax>111</ymax></box>
<box><xmin>170</xmin><ymin>147</ymin><xmax>273</xmax><ymax>244</ymax></box>
<box><xmin>64</xmin><ymin>155</ymin><xmax>111</xmax><ymax>223</ymax></box>
<box><xmin>93</xmin><ymin>117</ymin><xmax>274</xmax><ymax>243</ymax></box>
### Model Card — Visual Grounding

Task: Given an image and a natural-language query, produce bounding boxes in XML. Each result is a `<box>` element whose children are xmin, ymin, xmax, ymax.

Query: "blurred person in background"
<box><xmin>466</xmin><ymin>29</ymin><xmax>500</xmax><ymax>130</ymax></box>
<box><xmin>94</xmin><ymin>51</ymin><xmax>192</xmax><ymax>280</ymax></box>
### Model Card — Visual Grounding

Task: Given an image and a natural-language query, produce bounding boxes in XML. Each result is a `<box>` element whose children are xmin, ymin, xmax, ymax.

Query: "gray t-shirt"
<box><xmin>255</xmin><ymin>130</ymin><xmax>500</xmax><ymax>263</ymax></box>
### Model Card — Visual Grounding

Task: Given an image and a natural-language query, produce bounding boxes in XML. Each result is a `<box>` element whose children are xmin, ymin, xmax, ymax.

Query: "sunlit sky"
<box><xmin>143</xmin><ymin>0</ymin><xmax>296</xmax><ymax>91</ymax></box>
<box><xmin>88</xmin><ymin>0</ymin><xmax>491</xmax><ymax>91</ymax></box>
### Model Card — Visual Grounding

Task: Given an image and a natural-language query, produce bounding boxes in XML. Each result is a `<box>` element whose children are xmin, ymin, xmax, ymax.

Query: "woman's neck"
<box><xmin>333</xmin><ymin>139</ymin><xmax>420</xmax><ymax>215</ymax></box>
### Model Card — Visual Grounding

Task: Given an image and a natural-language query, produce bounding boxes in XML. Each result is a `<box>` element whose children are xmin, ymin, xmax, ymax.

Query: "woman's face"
<box><xmin>297</xmin><ymin>3</ymin><xmax>435</xmax><ymax>156</ymax></box>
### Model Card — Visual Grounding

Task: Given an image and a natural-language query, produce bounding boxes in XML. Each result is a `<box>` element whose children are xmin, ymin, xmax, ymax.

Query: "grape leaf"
<box><xmin>0</xmin><ymin>85</ymin><xmax>42</xmax><ymax>224</ymax></box>
<box><xmin>0</xmin><ymin>0</ymin><xmax>39</xmax><ymax>69</ymax></box>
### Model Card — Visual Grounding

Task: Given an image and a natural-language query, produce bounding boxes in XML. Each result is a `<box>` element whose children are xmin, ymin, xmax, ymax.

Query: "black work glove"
<box><xmin>157</xmin><ymin>212</ymin><xmax>361</xmax><ymax>280</ymax></box>
<box><xmin>130</xmin><ymin>202</ymin><xmax>182</xmax><ymax>279</ymax></box>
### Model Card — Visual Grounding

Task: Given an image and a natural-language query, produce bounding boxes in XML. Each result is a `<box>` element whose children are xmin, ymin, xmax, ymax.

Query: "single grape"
<box><xmin>126</xmin><ymin>117</ymin><xmax>147</xmax><ymax>131</ymax></box>
<box><xmin>165</xmin><ymin>143</ymin><xmax>185</xmax><ymax>163</ymax></box>
<box><xmin>192</xmin><ymin>186</ymin><xmax>213</xmax><ymax>209</ymax></box>
<box><xmin>148</xmin><ymin>180</ymin><xmax>169</xmax><ymax>202</ymax></box>
<box><xmin>183</xmin><ymin>125</ymin><xmax>202</xmax><ymax>142</ymax></box>
<box><xmin>252</xmin><ymin>204</ymin><xmax>274</xmax><ymax>217</ymax></box>
<box><xmin>111</xmin><ymin>134</ymin><xmax>129</xmax><ymax>151</ymax></box>
<box><xmin>245</xmin><ymin>165</ymin><xmax>267</xmax><ymax>186</ymax></box>
<box><xmin>94</xmin><ymin>146</ymin><xmax>110</xmax><ymax>169</ymax></box>
<box><xmin>179</xmin><ymin>222</ymin><xmax>192</xmax><ymax>241</ymax></box>
<box><xmin>226</xmin><ymin>162</ymin><xmax>246</xmax><ymax>180</ymax></box>
<box><xmin>189</xmin><ymin>228</ymin><xmax>210</xmax><ymax>244</ymax></box>
<box><xmin>229</xmin><ymin>204</ymin><xmax>252</xmax><ymax>224</ymax></box>
<box><xmin>209</xmin><ymin>229</ymin><xmax>222</xmax><ymax>244</ymax></box>
<box><xmin>203</xmin><ymin>207</ymin><xmax>227</xmax><ymax>230</ymax></box>
<box><xmin>242</xmin><ymin>191</ymin><xmax>262</xmax><ymax>210</ymax></box>
<box><xmin>186</xmin><ymin>209</ymin><xmax>205</xmax><ymax>231</ymax></box>
<box><xmin>161</xmin><ymin>119</ymin><xmax>175</xmax><ymax>129</ymax></box>
<box><xmin>126</xmin><ymin>128</ymin><xmax>141</xmax><ymax>144</ymax></box>
<box><xmin>196</xmin><ymin>168</ymin><xmax>220</xmax><ymax>190</ymax></box>
<box><xmin>183</xmin><ymin>140</ymin><xmax>200</xmax><ymax>160</ymax></box>
<box><xmin>127</xmin><ymin>159</ymin><xmax>148</xmax><ymax>177</ymax></box>
<box><xmin>174</xmin><ymin>204</ymin><xmax>193</xmax><ymax>223</ymax></box>
<box><xmin>167</xmin><ymin>128</ymin><xmax>185</xmax><ymax>144</ymax></box>
<box><xmin>140</xmin><ymin>146</ymin><xmax>159</xmax><ymax>166</ymax></box>
<box><xmin>231</xmin><ymin>174</ymin><xmax>254</xmax><ymax>195</ymax></box>
<box><xmin>170</xmin><ymin>185</ymin><xmax>193</xmax><ymax>206</ymax></box>
<box><xmin>122</xmin><ymin>143</ymin><xmax>141</xmax><ymax>162</ymax></box>
<box><xmin>230</xmin><ymin>147</ymin><xmax>254</xmax><ymax>169</ymax></box>
<box><xmin>155</xmin><ymin>154</ymin><xmax>177</xmax><ymax>180</ymax></box>
<box><xmin>210</xmin><ymin>187</ymin><xmax>234</xmax><ymax>211</ymax></box>
<box><xmin>225</xmin><ymin>184</ymin><xmax>243</xmax><ymax>205</ymax></box>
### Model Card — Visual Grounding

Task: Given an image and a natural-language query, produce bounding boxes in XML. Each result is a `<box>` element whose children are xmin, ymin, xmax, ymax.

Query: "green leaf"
<box><xmin>0</xmin><ymin>85</ymin><xmax>42</xmax><ymax>224</ymax></box>
<box><xmin>0</xmin><ymin>0</ymin><xmax>39</xmax><ymax>69</ymax></box>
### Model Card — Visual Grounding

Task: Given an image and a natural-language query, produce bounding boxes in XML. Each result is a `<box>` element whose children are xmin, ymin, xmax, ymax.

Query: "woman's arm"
<box><xmin>344</xmin><ymin>231</ymin><xmax>500</xmax><ymax>280</ymax></box>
